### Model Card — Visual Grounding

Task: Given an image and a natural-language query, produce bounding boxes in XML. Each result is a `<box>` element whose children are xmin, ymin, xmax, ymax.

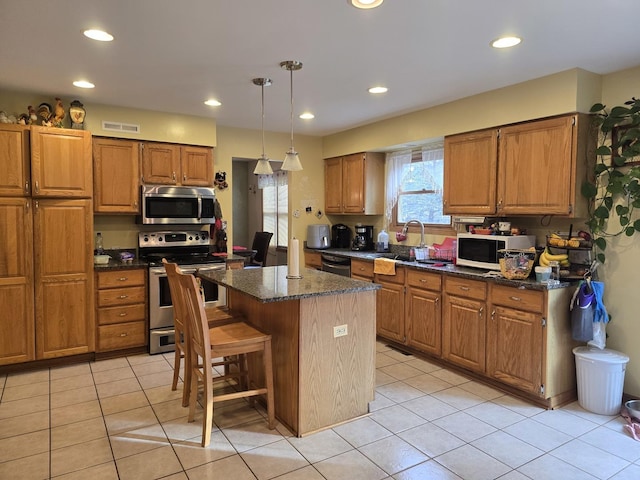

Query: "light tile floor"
<box><xmin>1</xmin><ymin>342</ymin><xmax>639</xmax><ymax>480</ymax></box>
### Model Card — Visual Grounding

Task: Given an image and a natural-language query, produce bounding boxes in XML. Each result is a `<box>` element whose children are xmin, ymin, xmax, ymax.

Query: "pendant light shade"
<box><xmin>280</xmin><ymin>60</ymin><xmax>303</xmax><ymax>171</ymax></box>
<box><xmin>252</xmin><ymin>77</ymin><xmax>274</xmax><ymax>175</ymax></box>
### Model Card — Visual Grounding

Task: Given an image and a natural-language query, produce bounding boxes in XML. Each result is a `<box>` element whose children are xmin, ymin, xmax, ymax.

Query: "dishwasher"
<box><xmin>321</xmin><ymin>253</ymin><xmax>351</xmax><ymax>277</ymax></box>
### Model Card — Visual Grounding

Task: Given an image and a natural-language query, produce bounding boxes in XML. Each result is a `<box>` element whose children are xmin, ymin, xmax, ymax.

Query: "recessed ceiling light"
<box><xmin>83</xmin><ymin>29</ymin><xmax>114</xmax><ymax>42</ymax></box>
<box><xmin>368</xmin><ymin>86</ymin><xmax>388</xmax><ymax>94</ymax></box>
<box><xmin>73</xmin><ymin>80</ymin><xmax>95</xmax><ymax>89</ymax></box>
<box><xmin>491</xmin><ymin>36</ymin><xmax>522</xmax><ymax>49</ymax></box>
<box><xmin>349</xmin><ymin>0</ymin><xmax>384</xmax><ymax>9</ymax></box>
<box><xmin>299</xmin><ymin>112</ymin><xmax>315</xmax><ymax>120</ymax></box>
<box><xmin>204</xmin><ymin>99</ymin><xmax>221</xmax><ymax>107</ymax></box>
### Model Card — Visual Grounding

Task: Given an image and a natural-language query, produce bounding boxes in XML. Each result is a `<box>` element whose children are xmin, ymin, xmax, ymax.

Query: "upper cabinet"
<box><xmin>141</xmin><ymin>142</ymin><xmax>213</xmax><ymax>186</ymax></box>
<box><xmin>30</xmin><ymin>126</ymin><xmax>92</xmax><ymax>198</ymax></box>
<box><xmin>0</xmin><ymin>125</ymin><xmax>31</xmax><ymax>197</ymax></box>
<box><xmin>444</xmin><ymin>113</ymin><xmax>594</xmax><ymax>217</ymax></box>
<box><xmin>324</xmin><ymin>152</ymin><xmax>384</xmax><ymax>215</ymax></box>
<box><xmin>93</xmin><ymin>137</ymin><xmax>140</xmax><ymax>214</ymax></box>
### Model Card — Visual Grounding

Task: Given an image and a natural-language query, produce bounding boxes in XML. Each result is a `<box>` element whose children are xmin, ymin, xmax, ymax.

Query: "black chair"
<box><xmin>247</xmin><ymin>231</ymin><xmax>273</xmax><ymax>268</ymax></box>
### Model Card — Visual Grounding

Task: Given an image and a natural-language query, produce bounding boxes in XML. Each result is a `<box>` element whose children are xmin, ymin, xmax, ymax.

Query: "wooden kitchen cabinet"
<box><xmin>406</xmin><ymin>269</ymin><xmax>442</xmax><ymax>356</ymax></box>
<box><xmin>375</xmin><ymin>267</ymin><xmax>406</xmax><ymax>343</ymax></box>
<box><xmin>351</xmin><ymin>258</ymin><xmax>374</xmax><ymax>281</ymax></box>
<box><xmin>93</xmin><ymin>137</ymin><xmax>141</xmax><ymax>213</ymax></box>
<box><xmin>95</xmin><ymin>269</ymin><xmax>147</xmax><ymax>352</ymax></box>
<box><xmin>142</xmin><ymin>142</ymin><xmax>213</xmax><ymax>186</ymax></box>
<box><xmin>324</xmin><ymin>152</ymin><xmax>384</xmax><ymax>214</ymax></box>
<box><xmin>444</xmin><ymin>113</ymin><xmax>593</xmax><ymax>217</ymax></box>
<box><xmin>0</xmin><ymin>124</ymin><xmax>31</xmax><ymax>197</ymax></box>
<box><xmin>0</xmin><ymin>197</ymin><xmax>35</xmax><ymax>365</ymax></box>
<box><xmin>442</xmin><ymin>276</ymin><xmax>487</xmax><ymax>373</ymax></box>
<box><xmin>30</xmin><ymin>126</ymin><xmax>92</xmax><ymax>198</ymax></box>
<box><xmin>443</xmin><ymin>128</ymin><xmax>498</xmax><ymax>215</ymax></box>
<box><xmin>304</xmin><ymin>251</ymin><xmax>322</xmax><ymax>270</ymax></box>
<box><xmin>34</xmin><ymin>199</ymin><xmax>95</xmax><ymax>359</ymax></box>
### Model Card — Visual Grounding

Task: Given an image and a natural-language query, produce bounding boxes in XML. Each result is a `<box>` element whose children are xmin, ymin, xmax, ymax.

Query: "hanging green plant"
<box><xmin>582</xmin><ymin>97</ymin><xmax>640</xmax><ymax>263</ymax></box>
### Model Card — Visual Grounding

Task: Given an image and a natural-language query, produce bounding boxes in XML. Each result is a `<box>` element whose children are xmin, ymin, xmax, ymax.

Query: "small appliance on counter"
<box><xmin>306</xmin><ymin>224</ymin><xmax>330</xmax><ymax>249</ymax></box>
<box><xmin>352</xmin><ymin>224</ymin><xmax>374</xmax><ymax>251</ymax></box>
<box><xmin>331</xmin><ymin>223</ymin><xmax>352</xmax><ymax>248</ymax></box>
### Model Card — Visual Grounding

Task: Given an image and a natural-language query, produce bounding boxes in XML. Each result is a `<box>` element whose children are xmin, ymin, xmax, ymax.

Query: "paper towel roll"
<box><xmin>288</xmin><ymin>237</ymin><xmax>300</xmax><ymax>278</ymax></box>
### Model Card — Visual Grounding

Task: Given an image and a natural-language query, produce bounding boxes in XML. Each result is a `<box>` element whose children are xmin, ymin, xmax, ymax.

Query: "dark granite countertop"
<box><xmin>306</xmin><ymin>247</ymin><xmax>572</xmax><ymax>291</ymax></box>
<box><xmin>198</xmin><ymin>265</ymin><xmax>380</xmax><ymax>303</ymax></box>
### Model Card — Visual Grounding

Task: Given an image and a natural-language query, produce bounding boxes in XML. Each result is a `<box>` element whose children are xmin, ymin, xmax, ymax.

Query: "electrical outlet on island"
<box><xmin>333</xmin><ymin>324</ymin><xmax>348</xmax><ymax>337</ymax></box>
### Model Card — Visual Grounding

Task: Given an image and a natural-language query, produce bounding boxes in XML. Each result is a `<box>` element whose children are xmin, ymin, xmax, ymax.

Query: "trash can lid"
<box><xmin>573</xmin><ymin>346</ymin><xmax>630</xmax><ymax>364</ymax></box>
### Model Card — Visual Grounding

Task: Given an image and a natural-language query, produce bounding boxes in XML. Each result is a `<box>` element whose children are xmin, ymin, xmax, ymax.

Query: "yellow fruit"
<box><xmin>568</xmin><ymin>239</ymin><xmax>580</xmax><ymax>248</ymax></box>
<box><xmin>539</xmin><ymin>251</ymin><xmax>550</xmax><ymax>266</ymax></box>
<box><xmin>544</xmin><ymin>249</ymin><xmax>568</xmax><ymax>262</ymax></box>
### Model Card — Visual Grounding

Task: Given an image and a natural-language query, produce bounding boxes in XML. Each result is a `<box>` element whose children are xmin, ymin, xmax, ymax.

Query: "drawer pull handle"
<box><xmin>510</xmin><ymin>296</ymin><xmax>521</xmax><ymax>301</ymax></box>
<box><xmin>118</xmin><ymin>277</ymin><xmax>128</xmax><ymax>281</ymax></box>
<box><xmin>420</xmin><ymin>279</ymin><xmax>427</xmax><ymax>283</ymax></box>
<box><xmin>119</xmin><ymin>313</ymin><xmax>127</xmax><ymax>317</ymax></box>
<box><xmin>120</xmin><ymin>333</ymin><xmax>128</xmax><ymax>337</ymax></box>
<box><xmin>459</xmin><ymin>286</ymin><xmax>470</xmax><ymax>291</ymax></box>
<box><xmin>118</xmin><ymin>295</ymin><xmax>128</xmax><ymax>299</ymax></box>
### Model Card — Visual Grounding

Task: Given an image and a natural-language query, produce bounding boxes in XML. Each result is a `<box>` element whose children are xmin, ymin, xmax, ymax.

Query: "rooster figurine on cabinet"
<box><xmin>51</xmin><ymin>98</ymin><xmax>65</xmax><ymax>127</ymax></box>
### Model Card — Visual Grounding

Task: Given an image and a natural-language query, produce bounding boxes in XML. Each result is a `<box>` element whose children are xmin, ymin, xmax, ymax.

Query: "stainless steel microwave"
<box><xmin>456</xmin><ymin>233</ymin><xmax>536</xmax><ymax>270</ymax></box>
<box><xmin>140</xmin><ymin>185</ymin><xmax>216</xmax><ymax>225</ymax></box>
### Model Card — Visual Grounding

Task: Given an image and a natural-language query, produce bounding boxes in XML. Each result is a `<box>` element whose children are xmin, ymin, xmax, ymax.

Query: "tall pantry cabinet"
<box><xmin>0</xmin><ymin>125</ymin><xmax>94</xmax><ymax>365</ymax></box>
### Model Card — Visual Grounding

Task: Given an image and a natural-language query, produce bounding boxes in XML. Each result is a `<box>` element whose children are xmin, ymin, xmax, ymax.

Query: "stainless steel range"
<box><xmin>139</xmin><ymin>230</ymin><xmax>227</xmax><ymax>354</ymax></box>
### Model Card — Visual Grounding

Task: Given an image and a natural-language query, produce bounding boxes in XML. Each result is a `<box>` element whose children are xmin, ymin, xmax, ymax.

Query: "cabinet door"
<box><xmin>498</xmin><ymin>115</ymin><xmax>574</xmax><ymax>215</ymax></box>
<box><xmin>93</xmin><ymin>138</ymin><xmax>140</xmax><ymax>213</ymax></box>
<box><xmin>325</xmin><ymin>157</ymin><xmax>343</xmax><ymax>213</ymax></box>
<box><xmin>444</xmin><ymin>129</ymin><xmax>498</xmax><ymax>215</ymax></box>
<box><xmin>406</xmin><ymin>286</ymin><xmax>441</xmax><ymax>356</ymax></box>
<box><xmin>342</xmin><ymin>153</ymin><xmax>365</xmax><ymax>213</ymax></box>
<box><xmin>442</xmin><ymin>294</ymin><xmax>486</xmax><ymax>372</ymax></box>
<box><xmin>141</xmin><ymin>142</ymin><xmax>180</xmax><ymax>184</ymax></box>
<box><xmin>487</xmin><ymin>306</ymin><xmax>543</xmax><ymax>395</ymax></box>
<box><xmin>0</xmin><ymin>198</ymin><xmax>34</xmax><ymax>365</ymax></box>
<box><xmin>34</xmin><ymin>199</ymin><xmax>94</xmax><ymax>358</ymax></box>
<box><xmin>30</xmin><ymin>126</ymin><xmax>92</xmax><ymax>197</ymax></box>
<box><xmin>180</xmin><ymin>146</ymin><xmax>213</xmax><ymax>186</ymax></box>
<box><xmin>0</xmin><ymin>124</ymin><xmax>30</xmax><ymax>197</ymax></box>
<box><xmin>376</xmin><ymin>278</ymin><xmax>405</xmax><ymax>343</ymax></box>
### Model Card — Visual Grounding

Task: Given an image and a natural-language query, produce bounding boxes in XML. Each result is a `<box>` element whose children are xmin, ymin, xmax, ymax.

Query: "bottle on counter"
<box><xmin>377</xmin><ymin>229</ymin><xmax>389</xmax><ymax>252</ymax></box>
<box><xmin>95</xmin><ymin>232</ymin><xmax>104</xmax><ymax>255</ymax></box>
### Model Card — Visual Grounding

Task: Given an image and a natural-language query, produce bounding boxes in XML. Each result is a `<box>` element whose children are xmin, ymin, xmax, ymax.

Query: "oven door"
<box><xmin>148</xmin><ymin>264</ymin><xmax>227</xmax><ymax>331</ymax></box>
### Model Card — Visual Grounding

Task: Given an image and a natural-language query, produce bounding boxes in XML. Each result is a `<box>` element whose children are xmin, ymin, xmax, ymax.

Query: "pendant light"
<box><xmin>280</xmin><ymin>60</ymin><xmax>303</xmax><ymax>171</ymax></box>
<box><xmin>252</xmin><ymin>78</ymin><xmax>273</xmax><ymax>175</ymax></box>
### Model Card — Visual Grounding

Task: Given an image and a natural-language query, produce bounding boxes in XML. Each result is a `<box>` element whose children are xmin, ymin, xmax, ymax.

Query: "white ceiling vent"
<box><xmin>101</xmin><ymin>121</ymin><xmax>141</xmax><ymax>134</ymax></box>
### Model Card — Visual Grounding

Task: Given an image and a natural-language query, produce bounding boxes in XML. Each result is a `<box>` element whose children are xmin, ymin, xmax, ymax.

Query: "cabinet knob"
<box><xmin>509</xmin><ymin>296</ymin><xmax>521</xmax><ymax>302</ymax></box>
<box><xmin>118</xmin><ymin>295</ymin><xmax>128</xmax><ymax>299</ymax></box>
<box><xmin>478</xmin><ymin>306</ymin><xmax>484</xmax><ymax>317</ymax></box>
<box><xmin>120</xmin><ymin>332</ymin><xmax>128</xmax><ymax>337</ymax></box>
<box><xmin>491</xmin><ymin>309</ymin><xmax>496</xmax><ymax>321</ymax></box>
<box><xmin>172</xmin><ymin>172</ymin><xmax>176</xmax><ymax>182</ymax></box>
<box><xmin>459</xmin><ymin>286</ymin><xmax>470</xmax><ymax>291</ymax></box>
<box><xmin>183</xmin><ymin>173</ymin><xmax>187</xmax><ymax>182</ymax></box>
<box><xmin>118</xmin><ymin>277</ymin><xmax>128</xmax><ymax>281</ymax></box>
<box><xmin>25</xmin><ymin>182</ymin><xmax>30</xmax><ymax>194</ymax></box>
<box><xmin>119</xmin><ymin>313</ymin><xmax>127</xmax><ymax>317</ymax></box>
<box><xmin>34</xmin><ymin>181</ymin><xmax>39</xmax><ymax>194</ymax></box>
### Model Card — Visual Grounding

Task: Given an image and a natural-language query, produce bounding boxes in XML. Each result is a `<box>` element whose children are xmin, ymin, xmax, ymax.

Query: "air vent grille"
<box><xmin>101</xmin><ymin>121</ymin><xmax>141</xmax><ymax>134</ymax></box>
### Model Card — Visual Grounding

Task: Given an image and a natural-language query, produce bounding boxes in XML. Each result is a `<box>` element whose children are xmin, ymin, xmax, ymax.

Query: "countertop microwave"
<box><xmin>140</xmin><ymin>185</ymin><xmax>217</xmax><ymax>225</ymax></box>
<box><xmin>456</xmin><ymin>233</ymin><xmax>536</xmax><ymax>270</ymax></box>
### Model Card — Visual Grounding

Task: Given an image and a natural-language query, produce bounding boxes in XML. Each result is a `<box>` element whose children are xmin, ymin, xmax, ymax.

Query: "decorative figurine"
<box><xmin>37</xmin><ymin>103</ymin><xmax>52</xmax><ymax>126</ymax></box>
<box><xmin>51</xmin><ymin>98</ymin><xmax>65</xmax><ymax>127</ymax></box>
<box><xmin>215</xmin><ymin>171</ymin><xmax>228</xmax><ymax>190</ymax></box>
<box><xmin>69</xmin><ymin>100</ymin><xmax>86</xmax><ymax>129</ymax></box>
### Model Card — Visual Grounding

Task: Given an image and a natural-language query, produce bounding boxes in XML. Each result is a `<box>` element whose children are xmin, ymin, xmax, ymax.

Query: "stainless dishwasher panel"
<box><xmin>321</xmin><ymin>253</ymin><xmax>351</xmax><ymax>277</ymax></box>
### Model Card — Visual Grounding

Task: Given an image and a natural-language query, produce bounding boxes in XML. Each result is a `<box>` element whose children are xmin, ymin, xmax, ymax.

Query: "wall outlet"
<box><xmin>333</xmin><ymin>324</ymin><xmax>348</xmax><ymax>337</ymax></box>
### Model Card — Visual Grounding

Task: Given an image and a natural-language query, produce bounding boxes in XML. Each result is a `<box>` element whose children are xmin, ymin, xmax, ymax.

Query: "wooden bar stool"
<box><xmin>177</xmin><ymin>268</ymin><xmax>276</xmax><ymax>447</ymax></box>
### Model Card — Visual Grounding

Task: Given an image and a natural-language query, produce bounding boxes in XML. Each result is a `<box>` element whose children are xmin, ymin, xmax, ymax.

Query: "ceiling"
<box><xmin>1</xmin><ymin>0</ymin><xmax>639</xmax><ymax>137</ymax></box>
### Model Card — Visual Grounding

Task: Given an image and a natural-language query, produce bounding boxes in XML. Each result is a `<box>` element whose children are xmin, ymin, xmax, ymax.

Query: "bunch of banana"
<box><xmin>548</xmin><ymin>232</ymin><xmax>581</xmax><ymax>248</ymax></box>
<box><xmin>539</xmin><ymin>247</ymin><xmax>570</xmax><ymax>267</ymax></box>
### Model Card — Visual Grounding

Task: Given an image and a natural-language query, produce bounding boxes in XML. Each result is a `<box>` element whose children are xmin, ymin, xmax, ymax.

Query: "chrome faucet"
<box><xmin>402</xmin><ymin>219</ymin><xmax>425</xmax><ymax>247</ymax></box>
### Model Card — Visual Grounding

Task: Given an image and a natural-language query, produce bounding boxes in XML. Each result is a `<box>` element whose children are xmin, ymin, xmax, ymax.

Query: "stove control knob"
<box><xmin>195</xmin><ymin>235</ymin><xmax>200</xmax><ymax>241</ymax></box>
<box><xmin>189</xmin><ymin>236</ymin><xmax>193</xmax><ymax>240</ymax></box>
<box><xmin>201</xmin><ymin>232</ymin><xmax>208</xmax><ymax>239</ymax></box>
<box><xmin>142</xmin><ymin>236</ymin><xmax>149</xmax><ymax>242</ymax></box>
<box><xmin>158</xmin><ymin>236</ymin><xmax>163</xmax><ymax>242</ymax></box>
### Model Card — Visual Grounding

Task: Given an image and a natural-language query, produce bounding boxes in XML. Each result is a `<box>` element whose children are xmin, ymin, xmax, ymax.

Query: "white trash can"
<box><xmin>573</xmin><ymin>346</ymin><xmax>630</xmax><ymax>415</ymax></box>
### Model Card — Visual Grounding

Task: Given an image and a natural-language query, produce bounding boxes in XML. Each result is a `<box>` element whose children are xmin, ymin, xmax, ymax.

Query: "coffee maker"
<box><xmin>352</xmin><ymin>225</ymin><xmax>374</xmax><ymax>251</ymax></box>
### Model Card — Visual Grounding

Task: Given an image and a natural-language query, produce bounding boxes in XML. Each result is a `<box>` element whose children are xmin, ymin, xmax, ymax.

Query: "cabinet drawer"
<box><xmin>304</xmin><ymin>251</ymin><xmax>322</xmax><ymax>269</ymax></box>
<box><xmin>444</xmin><ymin>276</ymin><xmax>486</xmax><ymax>300</ymax></box>
<box><xmin>98</xmin><ymin>321</ymin><xmax>146</xmax><ymax>351</ymax></box>
<box><xmin>375</xmin><ymin>266</ymin><xmax>405</xmax><ymax>284</ymax></box>
<box><xmin>98</xmin><ymin>286</ymin><xmax>146</xmax><ymax>307</ymax></box>
<box><xmin>491</xmin><ymin>285</ymin><xmax>544</xmax><ymax>313</ymax></box>
<box><xmin>97</xmin><ymin>269</ymin><xmax>145</xmax><ymax>288</ymax></box>
<box><xmin>351</xmin><ymin>259</ymin><xmax>374</xmax><ymax>279</ymax></box>
<box><xmin>407</xmin><ymin>269</ymin><xmax>441</xmax><ymax>291</ymax></box>
<box><xmin>98</xmin><ymin>304</ymin><xmax>146</xmax><ymax>325</ymax></box>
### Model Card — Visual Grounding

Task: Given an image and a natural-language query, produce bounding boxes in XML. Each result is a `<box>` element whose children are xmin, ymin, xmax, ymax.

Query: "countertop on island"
<box><xmin>198</xmin><ymin>265</ymin><xmax>380</xmax><ymax>303</ymax></box>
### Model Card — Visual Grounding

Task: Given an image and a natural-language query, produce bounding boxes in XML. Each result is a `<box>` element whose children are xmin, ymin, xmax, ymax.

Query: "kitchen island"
<box><xmin>198</xmin><ymin>266</ymin><xmax>380</xmax><ymax>437</ymax></box>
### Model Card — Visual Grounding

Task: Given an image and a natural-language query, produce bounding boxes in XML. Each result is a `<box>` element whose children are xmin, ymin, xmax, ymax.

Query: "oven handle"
<box><xmin>197</xmin><ymin>265</ymin><xmax>225</xmax><ymax>273</ymax></box>
<box><xmin>153</xmin><ymin>329</ymin><xmax>175</xmax><ymax>336</ymax></box>
<box><xmin>150</xmin><ymin>268</ymin><xmax>197</xmax><ymax>275</ymax></box>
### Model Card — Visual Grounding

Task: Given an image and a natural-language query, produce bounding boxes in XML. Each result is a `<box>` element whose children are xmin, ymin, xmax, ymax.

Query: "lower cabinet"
<box><xmin>406</xmin><ymin>269</ymin><xmax>442</xmax><ymax>356</ymax></box>
<box><xmin>351</xmin><ymin>259</ymin><xmax>374</xmax><ymax>282</ymax></box>
<box><xmin>304</xmin><ymin>251</ymin><xmax>322</xmax><ymax>270</ymax></box>
<box><xmin>442</xmin><ymin>277</ymin><xmax>487</xmax><ymax>373</ymax></box>
<box><xmin>96</xmin><ymin>269</ymin><xmax>147</xmax><ymax>352</ymax></box>
<box><xmin>375</xmin><ymin>267</ymin><xmax>406</xmax><ymax>343</ymax></box>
